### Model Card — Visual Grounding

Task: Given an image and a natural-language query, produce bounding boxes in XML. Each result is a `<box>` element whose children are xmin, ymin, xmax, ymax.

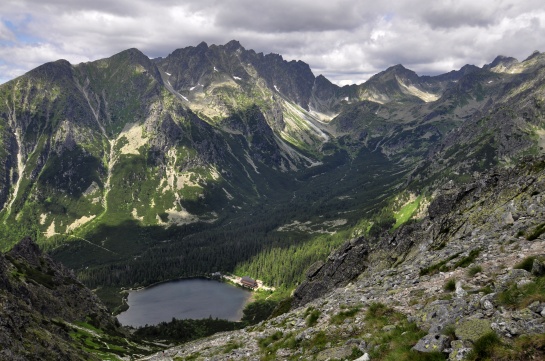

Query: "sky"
<box><xmin>1</xmin><ymin>0</ymin><xmax>545</xmax><ymax>85</ymax></box>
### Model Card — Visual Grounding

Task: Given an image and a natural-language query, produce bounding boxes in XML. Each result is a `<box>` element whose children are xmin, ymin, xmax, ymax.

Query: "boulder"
<box><xmin>448</xmin><ymin>340</ymin><xmax>472</xmax><ymax>361</ymax></box>
<box><xmin>316</xmin><ymin>345</ymin><xmax>353</xmax><ymax>360</ymax></box>
<box><xmin>531</xmin><ymin>258</ymin><xmax>545</xmax><ymax>276</ymax></box>
<box><xmin>455</xmin><ymin>319</ymin><xmax>493</xmax><ymax>342</ymax></box>
<box><xmin>354</xmin><ymin>353</ymin><xmax>370</xmax><ymax>361</ymax></box>
<box><xmin>412</xmin><ymin>333</ymin><xmax>451</xmax><ymax>353</ymax></box>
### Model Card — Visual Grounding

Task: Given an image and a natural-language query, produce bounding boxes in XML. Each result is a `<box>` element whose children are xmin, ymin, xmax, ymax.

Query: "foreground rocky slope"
<box><xmin>141</xmin><ymin>157</ymin><xmax>545</xmax><ymax>360</ymax></box>
<box><xmin>0</xmin><ymin>238</ymin><xmax>151</xmax><ymax>360</ymax></box>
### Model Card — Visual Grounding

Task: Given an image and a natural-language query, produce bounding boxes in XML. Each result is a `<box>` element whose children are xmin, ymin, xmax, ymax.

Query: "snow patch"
<box><xmin>344</xmin><ymin>97</ymin><xmax>349</xmax><ymax>101</ymax></box>
<box><xmin>274</xmin><ymin>85</ymin><xmax>280</xmax><ymax>92</ymax></box>
<box><xmin>181</xmin><ymin>94</ymin><xmax>189</xmax><ymax>102</ymax></box>
<box><xmin>209</xmin><ymin>167</ymin><xmax>221</xmax><ymax>181</ymax></box>
<box><xmin>233</xmin><ymin>76</ymin><xmax>242</xmax><ymax>80</ymax></box>
<box><xmin>214</xmin><ymin>66</ymin><xmax>218</xmax><ymax>72</ymax></box>
<box><xmin>190</xmin><ymin>86</ymin><xmax>197</xmax><ymax>91</ymax></box>
<box><xmin>165</xmin><ymin>72</ymin><xmax>171</xmax><ymax>76</ymax></box>
<box><xmin>223</xmin><ymin>188</ymin><xmax>234</xmax><ymax>200</ymax></box>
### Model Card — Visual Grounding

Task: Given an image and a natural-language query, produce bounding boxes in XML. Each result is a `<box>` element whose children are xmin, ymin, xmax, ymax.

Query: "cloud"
<box><xmin>0</xmin><ymin>0</ymin><xmax>545</xmax><ymax>85</ymax></box>
<box><xmin>0</xmin><ymin>21</ymin><xmax>17</xmax><ymax>43</ymax></box>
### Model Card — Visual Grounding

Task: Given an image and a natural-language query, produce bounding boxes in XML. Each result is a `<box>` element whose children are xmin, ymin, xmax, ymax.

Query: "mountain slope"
<box><xmin>141</xmin><ymin>156</ymin><xmax>545</xmax><ymax>360</ymax></box>
<box><xmin>0</xmin><ymin>43</ymin><xmax>544</xmax><ymax>305</ymax></box>
<box><xmin>0</xmin><ymin>238</ymin><xmax>151</xmax><ymax>360</ymax></box>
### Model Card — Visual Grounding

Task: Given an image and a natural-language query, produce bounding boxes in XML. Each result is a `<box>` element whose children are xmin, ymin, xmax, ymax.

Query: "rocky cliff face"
<box><xmin>141</xmin><ymin>156</ymin><xmax>545</xmax><ymax>360</ymax></box>
<box><xmin>0</xmin><ymin>238</ymin><xmax>128</xmax><ymax>360</ymax></box>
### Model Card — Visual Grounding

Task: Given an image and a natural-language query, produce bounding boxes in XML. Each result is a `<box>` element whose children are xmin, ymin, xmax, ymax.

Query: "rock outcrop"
<box><xmin>0</xmin><ymin>237</ymin><xmax>123</xmax><ymax>360</ymax></box>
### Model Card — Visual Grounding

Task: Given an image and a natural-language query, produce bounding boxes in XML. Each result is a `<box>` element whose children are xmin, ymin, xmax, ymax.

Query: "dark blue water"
<box><xmin>116</xmin><ymin>278</ymin><xmax>252</xmax><ymax>327</ymax></box>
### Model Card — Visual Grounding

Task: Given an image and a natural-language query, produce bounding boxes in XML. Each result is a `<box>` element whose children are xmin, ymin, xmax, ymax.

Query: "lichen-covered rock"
<box><xmin>455</xmin><ymin>319</ymin><xmax>493</xmax><ymax>342</ymax></box>
<box><xmin>316</xmin><ymin>345</ymin><xmax>353</xmax><ymax>360</ymax></box>
<box><xmin>531</xmin><ymin>258</ymin><xmax>545</xmax><ymax>276</ymax></box>
<box><xmin>412</xmin><ymin>333</ymin><xmax>450</xmax><ymax>352</ymax></box>
<box><xmin>496</xmin><ymin>269</ymin><xmax>532</xmax><ymax>291</ymax></box>
<box><xmin>448</xmin><ymin>340</ymin><xmax>472</xmax><ymax>361</ymax></box>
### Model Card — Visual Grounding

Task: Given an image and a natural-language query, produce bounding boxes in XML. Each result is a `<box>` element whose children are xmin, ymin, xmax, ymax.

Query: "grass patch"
<box><xmin>452</xmin><ymin>249</ymin><xmax>480</xmax><ymax>268</ymax></box>
<box><xmin>419</xmin><ymin>253</ymin><xmax>461</xmax><ymax>276</ymax></box>
<box><xmin>304</xmin><ymin>307</ymin><xmax>321</xmax><ymax>327</ymax></box>
<box><xmin>393</xmin><ymin>195</ymin><xmax>422</xmax><ymax>229</ymax></box>
<box><xmin>441</xmin><ymin>324</ymin><xmax>456</xmax><ymax>340</ymax></box>
<box><xmin>514</xmin><ymin>256</ymin><xmax>536</xmax><ymax>272</ymax></box>
<box><xmin>223</xmin><ymin>341</ymin><xmax>242</xmax><ymax>353</ymax></box>
<box><xmin>526</xmin><ymin>223</ymin><xmax>545</xmax><ymax>241</ymax></box>
<box><xmin>443</xmin><ymin>278</ymin><xmax>456</xmax><ymax>292</ymax></box>
<box><xmin>491</xmin><ymin>333</ymin><xmax>545</xmax><ymax>360</ymax></box>
<box><xmin>465</xmin><ymin>332</ymin><xmax>501</xmax><ymax>361</ymax></box>
<box><xmin>330</xmin><ymin>305</ymin><xmax>361</xmax><ymax>325</ymax></box>
<box><xmin>258</xmin><ymin>330</ymin><xmax>284</xmax><ymax>349</ymax></box>
<box><xmin>365</xmin><ymin>303</ymin><xmax>446</xmax><ymax>361</ymax></box>
<box><xmin>467</xmin><ymin>265</ymin><xmax>482</xmax><ymax>277</ymax></box>
<box><xmin>258</xmin><ymin>331</ymin><xmax>301</xmax><ymax>360</ymax></box>
<box><xmin>497</xmin><ymin>275</ymin><xmax>545</xmax><ymax>309</ymax></box>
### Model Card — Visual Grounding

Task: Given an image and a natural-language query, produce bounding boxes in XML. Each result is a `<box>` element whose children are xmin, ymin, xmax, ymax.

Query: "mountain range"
<box><xmin>1</xmin><ymin>41</ymin><xmax>545</xmax><ymax>303</ymax></box>
<box><xmin>1</xmin><ymin>40</ymin><xmax>545</xmax><ymax>359</ymax></box>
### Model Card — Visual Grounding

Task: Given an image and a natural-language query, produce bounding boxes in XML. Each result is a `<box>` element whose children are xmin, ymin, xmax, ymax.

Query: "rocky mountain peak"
<box><xmin>24</xmin><ymin>58</ymin><xmax>73</xmax><ymax>83</ymax></box>
<box><xmin>525</xmin><ymin>50</ymin><xmax>542</xmax><ymax>61</ymax></box>
<box><xmin>484</xmin><ymin>55</ymin><xmax>519</xmax><ymax>72</ymax></box>
<box><xmin>223</xmin><ymin>39</ymin><xmax>244</xmax><ymax>52</ymax></box>
<box><xmin>7</xmin><ymin>236</ymin><xmax>43</xmax><ymax>267</ymax></box>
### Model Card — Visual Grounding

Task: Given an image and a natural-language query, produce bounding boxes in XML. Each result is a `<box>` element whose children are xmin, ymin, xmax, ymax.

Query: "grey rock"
<box><xmin>528</xmin><ymin>301</ymin><xmax>544</xmax><ymax>314</ymax></box>
<box><xmin>292</xmin><ymin>237</ymin><xmax>369</xmax><ymax>308</ymax></box>
<box><xmin>503</xmin><ymin>211</ymin><xmax>514</xmax><ymax>225</ymax></box>
<box><xmin>531</xmin><ymin>258</ymin><xmax>545</xmax><ymax>276</ymax></box>
<box><xmin>449</xmin><ymin>340</ymin><xmax>472</xmax><ymax>361</ymax></box>
<box><xmin>517</xmin><ymin>279</ymin><xmax>533</xmax><ymax>288</ymax></box>
<box><xmin>480</xmin><ymin>293</ymin><xmax>496</xmax><ymax>310</ymax></box>
<box><xmin>455</xmin><ymin>281</ymin><xmax>468</xmax><ymax>298</ymax></box>
<box><xmin>412</xmin><ymin>333</ymin><xmax>450</xmax><ymax>353</ymax></box>
<box><xmin>354</xmin><ymin>353</ymin><xmax>370</xmax><ymax>361</ymax></box>
<box><xmin>455</xmin><ymin>319</ymin><xmax>493</xmax><ymax>342</ymax></box>
<box><xmin>496</xmin><ymin>269</ymin><xmax>532</xmax><ymax>291</ymax></box>
<box><xmin>316</xmin><ymin>345</ymin><xmax>353</xmax><ymax>360</ymax></box>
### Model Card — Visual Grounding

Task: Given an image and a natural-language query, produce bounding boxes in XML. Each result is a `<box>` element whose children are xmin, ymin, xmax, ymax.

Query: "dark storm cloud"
<box><xmin>213</xmin><ymin>0</ymin><xmax>372</xmax><ymax>33</ymax></box>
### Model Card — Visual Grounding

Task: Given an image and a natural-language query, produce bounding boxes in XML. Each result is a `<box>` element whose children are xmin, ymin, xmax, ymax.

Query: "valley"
<box><xmin>1</xmin><ymin>41</ymin><xmax>545</xmax><ymax>359</ymax></box>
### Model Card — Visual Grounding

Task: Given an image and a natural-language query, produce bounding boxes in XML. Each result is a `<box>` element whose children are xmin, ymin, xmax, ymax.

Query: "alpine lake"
<box><xmin>116</xmin><ymin>278</ymin><xmax>252</xmax><ymax>327</ymax></box>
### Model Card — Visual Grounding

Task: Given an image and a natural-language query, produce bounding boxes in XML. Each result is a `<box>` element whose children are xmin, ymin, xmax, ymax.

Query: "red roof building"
<box><xmin>241</xmin><ymin>276</ymin><xmax>257</xmax><ymax>289</ymax></box>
